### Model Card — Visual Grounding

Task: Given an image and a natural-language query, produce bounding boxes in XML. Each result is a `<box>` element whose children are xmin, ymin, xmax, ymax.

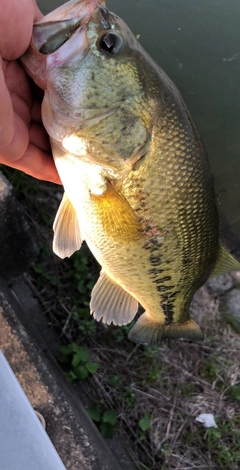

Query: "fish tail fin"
<box><xmin>128</xmin><ymin>312</ymin><xmax>204</xmax><ymax>346</ymax></box>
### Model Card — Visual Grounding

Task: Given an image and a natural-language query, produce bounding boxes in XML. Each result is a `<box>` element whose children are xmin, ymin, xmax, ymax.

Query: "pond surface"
<box><xmin>38</xmin><ymin>0</ymin><xmax>240</xmax><ymax>245</ymax></box>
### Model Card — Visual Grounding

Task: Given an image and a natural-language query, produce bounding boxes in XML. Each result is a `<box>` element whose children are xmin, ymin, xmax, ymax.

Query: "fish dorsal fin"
<box><xmin>210</xmin><ymin>246</ymin><xmax>240</xmax><ymax>279</ymax></box>
<box><xmin>53</xmin><ymin>192</ymin><xmax>83</xmax><ymax>259</ymax></box>
<box><xmin>90</xmin><ymin>181</ymin><xmax>142</xmax><ymax>243</ymax></box>
<box><xmin>90</xmin><ymin>270</ymin><xmax>139</xmax><ymax>326</ymax></box>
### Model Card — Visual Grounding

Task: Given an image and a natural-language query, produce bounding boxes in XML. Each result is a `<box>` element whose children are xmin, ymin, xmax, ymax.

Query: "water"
<box><xmin>38</xmin><ymin>0</ymin><xmax>240</xmax><ymax>245</ymax></box>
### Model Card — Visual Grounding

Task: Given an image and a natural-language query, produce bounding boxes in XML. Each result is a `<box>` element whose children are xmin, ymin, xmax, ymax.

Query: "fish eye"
<box><xmin>98</xmin><ymin>32</ymin><xmax>123</xmax><ymax>55</ymax></box>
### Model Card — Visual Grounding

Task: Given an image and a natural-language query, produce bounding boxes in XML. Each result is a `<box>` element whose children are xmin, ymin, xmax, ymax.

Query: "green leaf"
<box><xmin>66</xmin><ymin>370</ymin><xmax>77</xmax><ymax>383</ymax></box>
<box><xmin>74</xmin><ymin>365</ymin><xmax>89</xmax><ymax>380</ymax></box>
<box><xmin>229</xmin><ymin>385</ymin><xmax>240</xmax><ymax>401</ymax></box>
<box><xmin>59</xmin><ymin>345</ymin><xmax>72</xmax><ymax>356</ymax></box>
<box><xmin>33</xmin><ymin>264</ymin><xmax>44</xmax><ymax>274</ymax></box>
<box><xmin>139</xmin><ymin>413</ymin><xmax>151</xmax><ymax>431</ymax></box>
<box><xmin>71</xmin><ymin>347</ymin><xmax>90</xmax><ymax>367</ymax></box>
<box><xmin>110</xmin><ymin>375</ymin><xmax>121</xmax><ymax>386</ymax></box>
<box><xmin>87</xmin><ymin>406</ymin><xmax>101</xmax><ymax>423</ymax></box>
<box><xmin>70</xmin><ymin>343</ymin><xmax>80</xmax><ymax>352</ymax></box>
<box><xmin>71</xmin><ymin>352</ymin><xmax>81</xmax><ymax>367</ymax></box>
<box><xmin>77</xmin><ymin>346</ymin><xmax>90</xmax><ymax>363</ymax></box>
<box><xmin>100</xmin><ymin>422</ymin><xmax>115</xmax><ymax>438</ymax></box>
<box><xmin>85</xmin><ymin>362</ymin><xmax>99</xmax><ymax>374</ymax></box>
<box><xmin>139</xmin><ymin>463</ymin><xmax>151</xmax><ymax>470</ymax></box>
<box><xmin>102</xmin><ymin>410</ymin><xmax>117</xmax><ymax>426</ymax></box>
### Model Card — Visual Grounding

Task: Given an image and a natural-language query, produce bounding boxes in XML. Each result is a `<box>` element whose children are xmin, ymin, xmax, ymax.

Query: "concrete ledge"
<box><xmin>0</xmin><ymin>277</ymin><xmax>132</xmax><ymax>470</ymax></box>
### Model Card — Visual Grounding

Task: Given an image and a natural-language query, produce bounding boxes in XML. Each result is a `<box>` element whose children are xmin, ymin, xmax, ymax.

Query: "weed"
<box><xmin>123</xmin><ymin>386</ymin><xmax>136</xmax><ymax>407</ymax></box>
<box><xmin>33</xmin><ymin>245</ymin><xmax>62</xmax><ymax>288</ymax></box>
<box><xmin>180</xmin><ymin>418</ymin><xmax>240</xmax><ymax>469</ymax></box>
<box><xmin>59</xmin><ymin>343</ymin><xmax>99</xmax><ymax>382</ymax></box>
<box><xmin>139</xmin><ymin>412</ymin><xmax>151</xmax><ymax>440</ymax></box>
<box><xmin>229</xmin><ymin>384</ymin><xmax>240</xmax><ymax>401</ymax></box>
<box><xmin>109</xmin><ymin>374</ymin><xmax>122</xmax><ymax>386</ymax></box>
<box><xmin>139</xmin><ymin>463</ymin><xmax>151</xmax><ymax>470</ymax></box>
<box><xmin>206</xmin><ymin>421</ymin><xmax>240</xmax><ymax>469</ymax></box>
<box><xmin>201</xmin><ymin>356</ymin><xmax>219</xmax><ymax>383</ymax></box>
<box><xmin>87</xmin><ymin>406</ymin><xmax>117</xmax><ymax>438</ymax></box>
<box><xmin>160</xmin><ymin>444</ymin><xmax>170</xmax><ymax>460</ymax></box>
<box><xmin>201</xmin><ymin>355</ymin><xmax>231</xmax><ymax>392</ymax></box>
<box><xmin>178</xmin><ymin>382</ymin><xmax>196</xmax><ymax>398</ymax></box>
<box><xmin>107</xmin><ymin>322</ymin><xmax>135</xmax><ymax>345</ymax></box>
<box><xmin>145</xmin><ymin>363</ymin><xmax>165</xmax><ymax>384</ymax></box>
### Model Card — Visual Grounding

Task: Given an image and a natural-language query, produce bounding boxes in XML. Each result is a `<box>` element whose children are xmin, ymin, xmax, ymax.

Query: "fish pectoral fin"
<box><xmin>90</xmin><ymin>271</ymin><xmax>139</xmax><ymax>326</ymax></box>
<box><xmin>90</xmin><ymin>180</ymin><xmax>142</xmax><ymax>243</ymax></box>
<box><xmin>128</xmin><ymin>312</ymin><xmax>204</xmax><ymax>345</ymax></box>
<box><xmin>53</xmin><ymin>192</ymin><xmax>83</xmax><ymax>259</ymax></box>
<box><xmin>210</xmin><ymin>246</ymin><xmax>240</xmax><ymax>279</ymax></box>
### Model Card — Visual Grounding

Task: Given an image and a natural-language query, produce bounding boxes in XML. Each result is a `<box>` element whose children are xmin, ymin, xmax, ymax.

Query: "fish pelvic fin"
<box><xmin>128</xmin><ymin>312</ymin><xmax>204</xmax><ymax>346</ymax></box>
<box><xmin>90</xmin><ymin>270</ymin><xmax>139</xmax><ymax>326</ymax></box>
<box><xmin>53</xmin><ymin>192</ymin><xmax>83</xmax><ymax>259</ymax></box>
<box><xmin>210</xmin><ymin>246</ymin><xmax>240</xmax><ymax>279</ymax></box>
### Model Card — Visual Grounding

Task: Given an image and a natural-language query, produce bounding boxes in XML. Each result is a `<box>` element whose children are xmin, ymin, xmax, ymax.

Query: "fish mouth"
<box><xmin>31</xmin><ymin>0</ymin><xmax>105</xmax><ymax>55</ymax></box>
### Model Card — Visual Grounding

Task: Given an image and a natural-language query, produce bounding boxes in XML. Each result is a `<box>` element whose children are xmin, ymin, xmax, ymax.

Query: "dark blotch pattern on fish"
<box><xmin>160</xmin><ymin>291</ymin><xmax>181</xmax><ymax>324</ymax></box>
<box><xmin>145</xmin><ymin>236</ymin><xmax>179</xmax><ymax>324</ymax></box>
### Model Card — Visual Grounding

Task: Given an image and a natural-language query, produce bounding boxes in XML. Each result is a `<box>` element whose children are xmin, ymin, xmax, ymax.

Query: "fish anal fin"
<box><xmin>90</xmin><ymin>180</ymin><xmax>142</xmax><ymax>243</ymax></box>
<box><xmin>53</xmin><ymin>192</ymin><xmax>83</xmax><ymax>259</ymax></box>
<box><xmin>90</xmin><ymin>271</ymin><xmax>139</xmax><ymax>326</ymax></box>
<box><xmin>128</xmin><ymin>312</ymin><xmax>204</xmax><ymax>345</ymax></box>
<box><xmin>210</xmin><ymin>246</ymin><xmax>240</xmax><ymax>279</ymax></box>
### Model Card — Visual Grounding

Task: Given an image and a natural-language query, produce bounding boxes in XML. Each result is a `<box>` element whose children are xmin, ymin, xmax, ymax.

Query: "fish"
<box><xmin>21</xmin><ymin>0</ymin><xmax>240</xmax><ymax>345</ymax></box>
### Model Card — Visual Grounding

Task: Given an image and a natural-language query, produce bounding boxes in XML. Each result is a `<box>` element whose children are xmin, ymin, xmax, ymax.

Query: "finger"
<box><xmin>0</xmin><ymin>58</ymin><xmax>14</xmax><ymax>147</ymax></box>
<box><xmin>31</xmin><ymin>97</ymin><xmax>43</xmax><ymax>124</ymax></box>
<box><xmin>0</xmin><ymin>60</ymin><xmax>29</xmax><ymax>160</ymax></box>
<box><xmin>4</xmin><ymin>143</ymin><xmax>61</xmax><ymax>185</ymax></box>
<box><xmin>29</xmin><ymin>122</ymin><xmax>51</xmax><ymax>153</ymax></box>
<box><xmin>0</xmin><ymin>0</ymin><xmax>43</xmax><ymax>59</ymax></box>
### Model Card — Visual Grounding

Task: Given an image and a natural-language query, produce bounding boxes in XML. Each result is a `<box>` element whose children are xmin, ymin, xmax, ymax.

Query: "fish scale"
<box><xmin>119</xmin><ymin>94</ymin><xmax>220</xmax><ymax>326</ymax></box>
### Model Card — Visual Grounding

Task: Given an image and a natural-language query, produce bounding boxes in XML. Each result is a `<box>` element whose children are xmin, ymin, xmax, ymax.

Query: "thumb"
<box><xmin>0</xmin><ymin>58</ymin><xmax>28</xmax><ymax>161</ymax></box>
<box><xmin>0</xmin><ymin>0</ymin><xmax>42</xmax><ymax>60</ymax></box>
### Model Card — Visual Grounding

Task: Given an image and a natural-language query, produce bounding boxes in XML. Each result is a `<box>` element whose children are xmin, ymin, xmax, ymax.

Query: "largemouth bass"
<box><xmin>21</xmin><ymin>0</ymin><xmax>240</xmax><ymax>345</ymax></box>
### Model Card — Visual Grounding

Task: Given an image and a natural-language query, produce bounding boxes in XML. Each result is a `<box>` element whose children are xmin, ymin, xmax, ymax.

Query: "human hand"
<box><xmin>0</xmin><ymin>0</ymin><xmax>61</xmax><ymax>184</ymax></box>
